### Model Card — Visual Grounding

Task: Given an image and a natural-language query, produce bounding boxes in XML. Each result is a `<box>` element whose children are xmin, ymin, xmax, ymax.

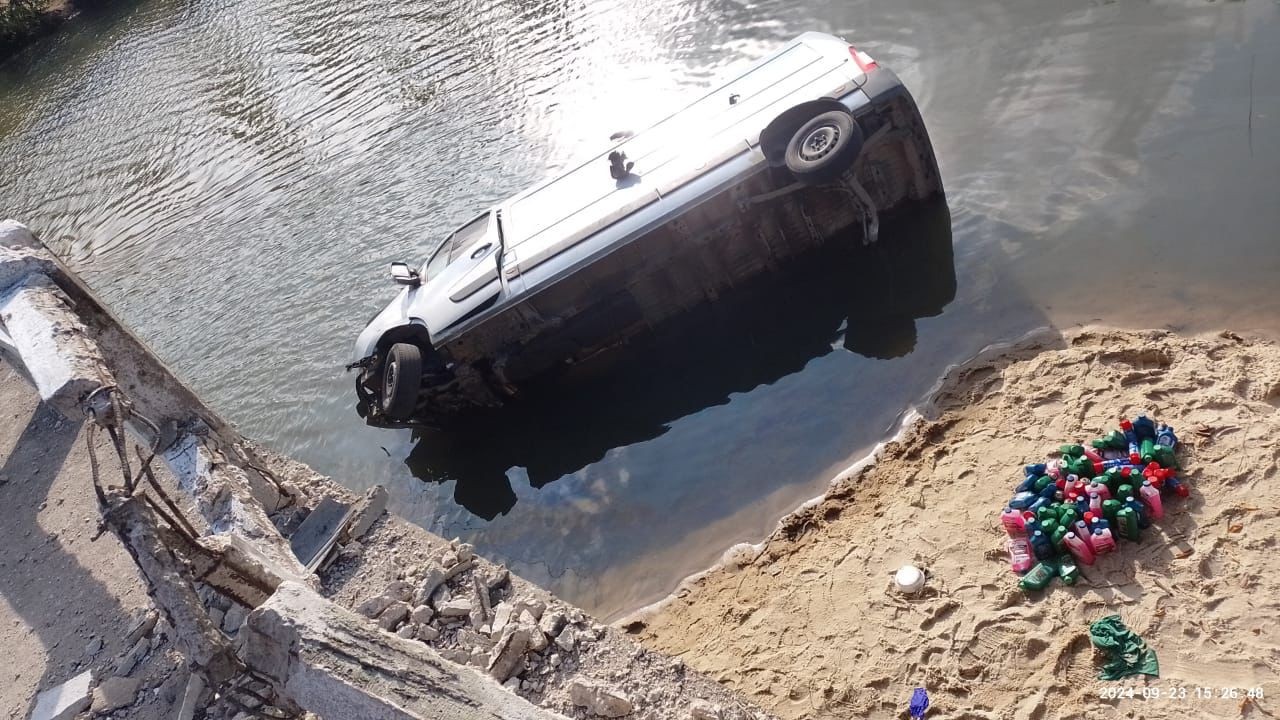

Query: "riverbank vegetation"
<box><xmin>1</xmin><ymin>0</ymin><xmax>70</xmax><ymax>61</ymax></box>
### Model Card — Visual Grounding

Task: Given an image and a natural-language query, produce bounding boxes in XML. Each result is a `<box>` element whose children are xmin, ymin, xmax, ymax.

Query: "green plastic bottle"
<box><xmin>1151</xmin><ymin>444</ymin><xmax>1176</xmax><ymax>467</ymax></box>
<box><xmin>1040</xmin><ymin>518</ymin><xmax>1060</xmax><ymax>539</ymax></box>
<box><xmin>1092</xmin><ymin>430</ymin><xmax>1127</xmax><ymax>450</ymax></box>
<box><xmin>1037</xmin><ymin>506</ymin><xmax>1056</xmax><ymax>523</ymax></box>
<box><xmin>1051</xmin><ymin>526</ymin><xmax>1069</xmax><ymax>550</ymax></box>
<box><xmin>1102</xmin><ymin>499</ymin><xmax>1123</xmax><ymax>524</ymax></box>
<box><xmin>1058</xmin><ymin>507</ymin><xmax>1079</xmax><ymax>528</ymax></box>
<box><xmin>1139</xmin><ymin>438</ymin><xmax>1156</xmax><ymax>464</ymax></box>
<box><xmin>1034</xmin><ymin>475</ymin><xmax>1054</xmax><ymax>492</ymax></box>
<box><xmin>1019</xmin><ymin>561</ymin><xmax>1057</xmax><ymax>591</ymax></box>
<box><xmin>1058</xmin><ymin>559</ymin><xmax>1080</xmax><ymax>586</ymax></box>
<box><xmin>1060</xmin><ymin>444</ymin><xmax>1085</xmax><ymax>458</ymax></box>
<box><xmin>1116</xmin><ymin>484</ymin><xmax>1134</xmax><ymax>502</ymax></box>
<box><xmin>1116</xmin><ymin>507</ymin><xmax>1141</xmax><ymax>541</ymax></box>
<box><xmin>1063</xmin><ymin>457</ymin><xmax>1084</xmax><ymax>477</ymax></box>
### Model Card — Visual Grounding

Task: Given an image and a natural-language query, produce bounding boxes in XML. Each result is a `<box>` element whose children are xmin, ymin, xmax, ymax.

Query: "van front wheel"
<box><xmin>381</xmin><ymin>343</ymin><xmax>422</xmax><ymax>422</ymax></box>
<box><xmin>785</xmin><ymin>110</ymin><xmax>863</xmax><ymax>185</ymax></box>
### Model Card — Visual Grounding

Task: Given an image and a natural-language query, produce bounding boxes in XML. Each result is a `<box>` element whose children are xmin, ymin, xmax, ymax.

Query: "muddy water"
<box><xmin>1</xmin><ymin>0</ymin><xmax>1277</xmax><ymax>617</ymax></box>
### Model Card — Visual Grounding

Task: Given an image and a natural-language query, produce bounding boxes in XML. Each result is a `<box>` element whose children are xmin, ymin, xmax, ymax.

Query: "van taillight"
<box><xmin>849</xmin><ymin>45</ymin><xmax>878</xmax><ymax>73</ymax></box>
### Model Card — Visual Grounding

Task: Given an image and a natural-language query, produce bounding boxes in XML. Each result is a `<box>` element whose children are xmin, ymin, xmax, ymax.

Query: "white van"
<box><xmin>351</xmin><ymin>31</ymin><xmax>943</xmax><ymax>426</ymax></box>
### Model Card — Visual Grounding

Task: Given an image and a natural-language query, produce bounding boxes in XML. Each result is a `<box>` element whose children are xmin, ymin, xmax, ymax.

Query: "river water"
<box><xmin>1</xmin><ymin>0</ymin><xmax>1277</xmax><ymax>618</ymax></box>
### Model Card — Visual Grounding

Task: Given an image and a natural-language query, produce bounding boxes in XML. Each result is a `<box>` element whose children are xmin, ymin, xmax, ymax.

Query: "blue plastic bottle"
<box><xmin>1125</xmin><ymin>496</ymin><xmax>1149</xmax><ymax>529</ymax></box>
<box><xmin>1030</xmin><ymin>530</ymin><xmax>1055</xmax><ymax>561</ymax></box>
<box><xmin>1156</xmin><ymin>424</ymin><xmax>1178</xmax><ymax>451</ymax></box>
<box><xmin>1025</xmin><ymin>463</ymin><xmax>1047</xmax><ymax>477</ymax></box>
<box><xmin>1133</xmin><ymin>415</ymin><xmax>1157</xmax><ymax>440</ymax></box>
<box><xmin>1010</xmin><ymin>491</ymin><xmax>1037</xmax><ymax>510</ymax></box>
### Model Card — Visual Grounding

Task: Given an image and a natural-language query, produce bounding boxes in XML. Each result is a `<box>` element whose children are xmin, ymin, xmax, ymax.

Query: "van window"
<box><xmin>425</xmin><ymin>213</ymin><xmax>490</xmax><ymax>279</ymax></box>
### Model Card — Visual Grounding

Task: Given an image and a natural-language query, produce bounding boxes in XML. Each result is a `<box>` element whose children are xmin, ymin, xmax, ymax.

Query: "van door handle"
<box><xmin>470</xmin><ymin>243</ymin><xmax>493</xmax><ymax>260</ymax></box>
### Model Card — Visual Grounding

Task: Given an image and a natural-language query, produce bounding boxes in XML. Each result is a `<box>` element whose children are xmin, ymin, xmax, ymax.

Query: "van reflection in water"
<box><xmin>405</xmin><ymin>197</ymin><xmax>955</xmax><ymax>519</ymax></box>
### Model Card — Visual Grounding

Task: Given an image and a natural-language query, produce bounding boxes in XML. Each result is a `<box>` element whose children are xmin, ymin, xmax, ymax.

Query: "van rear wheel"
<box><xmin>381</xmin><ymin>343</ymin><xmax>422</xmax><ymax>422</ymax></box>
<box><xmin>785</xmin><ymin>110</ymin><xmax>864</xmax><ymax>185</ymax></box>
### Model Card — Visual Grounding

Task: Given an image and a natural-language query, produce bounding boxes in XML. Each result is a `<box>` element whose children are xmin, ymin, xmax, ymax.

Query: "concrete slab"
<box><xmin>30</xmin><ymin>670</ymin><xmax>92</xmax><ymax>720</ymax></box>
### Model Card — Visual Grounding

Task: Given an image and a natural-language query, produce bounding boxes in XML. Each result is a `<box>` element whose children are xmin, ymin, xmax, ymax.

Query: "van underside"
<box><xmin>357</xmin><ymin>88</ymin><xmax>943</xmax><ymax>428</ymax></box>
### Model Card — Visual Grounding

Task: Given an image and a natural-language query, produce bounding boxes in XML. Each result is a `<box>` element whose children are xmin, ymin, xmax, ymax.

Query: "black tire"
<box><xmin>381</xmin><ymin>343</ymin><xmax>422</xmax><ymax>422</ymax></box>
<box><xmin>784</xmin><ymin>110</ymin><xmax>864</xmax><ymax>185</ymax></box>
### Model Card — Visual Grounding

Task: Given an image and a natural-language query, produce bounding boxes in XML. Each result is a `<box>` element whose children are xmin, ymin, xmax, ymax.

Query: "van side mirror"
<box><xmin>390</xmin><ymin>262</ymin><xmax>420</xmax><ymax>287</ymax></box>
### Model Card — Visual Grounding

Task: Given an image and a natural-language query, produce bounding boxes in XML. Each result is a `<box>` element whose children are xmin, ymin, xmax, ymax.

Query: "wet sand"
<box><xmin>630</xmin><ymin>327</ymin><xmax>1280</xmax><ymax>719</ymax></box>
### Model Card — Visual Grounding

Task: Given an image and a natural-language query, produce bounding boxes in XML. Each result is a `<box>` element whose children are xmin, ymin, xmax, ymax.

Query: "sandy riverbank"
<box><xmin>630</xmin><ymin>327</ymin><xmax>1280</xmax><ymax>719</ymax></box>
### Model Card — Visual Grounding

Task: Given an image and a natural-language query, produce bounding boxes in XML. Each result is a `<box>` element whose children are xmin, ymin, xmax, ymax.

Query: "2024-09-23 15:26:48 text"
<box><xmin>1099</xmin><ymin>686</ymin><xmax>1264</xmax><ymax>700</ymax></box>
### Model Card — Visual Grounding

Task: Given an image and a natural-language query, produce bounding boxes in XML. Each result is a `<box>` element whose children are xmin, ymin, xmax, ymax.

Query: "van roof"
<box><xmin>502</xmin><ymin>35</ymin><xmax>849</xmax><ymax>267</ymax></box>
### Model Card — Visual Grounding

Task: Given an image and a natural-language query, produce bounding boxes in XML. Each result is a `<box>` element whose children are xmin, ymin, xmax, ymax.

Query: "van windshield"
<box><xmin>424</xmin><ymin>213</ymin><xmax>490</xmax><ymax>279</ymax></box>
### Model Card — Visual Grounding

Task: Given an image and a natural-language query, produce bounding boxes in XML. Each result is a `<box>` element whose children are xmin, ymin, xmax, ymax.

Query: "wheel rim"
<box><xmin>800</xmin><ymin>124</ymin><xmax>840</xmax><ymax>162</ymax></box>
<box><xmin>383</xmin><ymin>358</ymin><xmax>398</xmax><ymax>404</ymax></box>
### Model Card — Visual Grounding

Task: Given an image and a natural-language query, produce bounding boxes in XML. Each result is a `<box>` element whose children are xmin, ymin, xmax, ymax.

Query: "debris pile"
<box><xmin>1000</xmin><ymin>414</ymin><xmax>1189</xmax><ymax>590</ymax></box>
<box><xmin>351</xmin><ymin>536</ymin><xmax>766</xmax><ymax>720</ymax></box>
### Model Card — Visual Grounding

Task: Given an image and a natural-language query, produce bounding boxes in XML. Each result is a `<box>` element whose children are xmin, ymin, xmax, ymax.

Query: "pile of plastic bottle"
<box><xmin>999</xmin><ymin>415</ymin><xmax>1188</xmax><ymax>591</ymax></box>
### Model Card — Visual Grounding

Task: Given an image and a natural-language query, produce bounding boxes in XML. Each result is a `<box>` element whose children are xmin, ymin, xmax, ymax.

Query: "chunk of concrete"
<box><xmin>30</xmin><ymin>670</ymin><xmax>92</xmax><ymax>720</ymax></box>
<box><xmin>568</xmin><ymin>679</ymin><xmax>634</xmax><ymax>718</ymax></box>
<box><xmin>0</xmin><ymin>276</ymin><xmax>109</xmax><ymax>418</ymax></box>
<box><xmin>240</xmin><ymin>582</ymin><xmax>568</xmax><ymax>720</ymax></box>
<box><xmin>437</xmin><ymin>598</ymin><xmax>472</xmax><ymax>618</ymax></box>
<box><xmin>91</xmin><ymin>675</ymin><xmax>142</xmax><ymax>713</ymax></box>
<box><xmin>487</xmin><ymin>625</ymin><xmax>532</xmax><ymax>682</ymax></box>
<box><xmin>344</xmin><ymin>485</ymin><xmax>389</xmax><ymax>541</ymax></box>
<box><xmin>377</xmin><ymin>601</ymin><xmax>411</xmax><ymax>631</ymax></box>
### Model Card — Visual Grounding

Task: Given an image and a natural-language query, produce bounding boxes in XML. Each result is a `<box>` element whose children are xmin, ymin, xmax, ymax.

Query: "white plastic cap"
<box><xmin>895</xmin><ymin>564</ymin><xmax>925</xmax><ymax>593</ymax></box>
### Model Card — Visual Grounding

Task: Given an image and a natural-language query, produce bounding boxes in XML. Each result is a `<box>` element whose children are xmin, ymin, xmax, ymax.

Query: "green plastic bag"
<box><xmin>1089</xmin><ymin>615</ymin><xmax>1159</xmax><ymax>680</ymax></box>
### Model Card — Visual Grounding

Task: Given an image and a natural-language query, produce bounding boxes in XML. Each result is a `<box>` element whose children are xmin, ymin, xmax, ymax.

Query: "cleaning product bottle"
<box><xmin>1101</xmin><ymin>430</ymin><xmax>1128</xmax><ymax>450</ymax></box>
<box><xmin>1046</xmin><ymin>459</ymin><xmax>1064</xmax><ymax>480</ymax></box>
<box><xmin>1088</xmin><ymin>481</ymin><xmax>1112</xmax><ymax>500</ymax></box>
<box><xmin>1156</xmin><ymin>424</ymin><xmax>1178</xmax><ymax>451</ymax></box>
<box><xmin>1121</xmin><ymin>419</ymin><xmax>1141</xmax><ymax>464</ymax></box>
<box><xmin>1091</xmin><ymin>527</ymin><xmax>1117</xmax><ymax>554</ymax></box>
<box><xmin>1116</xmin><ymin>507</ymin><xmax>1141</xmax><ymax>541</ymax></box>
<box><xmin>1001</xmin><ymin>508</ymin><xmax>1027</xmax><ymax>536</ymax></box>
<box><xmin>1051</xmin><ymin>525</ymin><xmax>1069</xmax><ymax>551</ymax></box>
<box><xmin>1088</xmin><ymin>492</ymin><xmax>1103</xmax><ymax>513</ymax></box>
<box><xmin>1073</xmin><ymin>520</ymin><xmax>1094</xmax><ymax>550</ymax></box>
<box><xmin>1139</xmin><ymin>438</ymin><xmax>1156</xmax><ymax>464</ymax></box>
<box><xmin>1082</xmin><ymin>446</ymin><xmax>1103</xmax><ymax>463</ymax></box>
<box><xmin>1059</xmin><ymin>507</ymin><xmax>1080</xmax><ymax>529</ymax></box>
<box><xmin>1030</xmin><ymin>530</ymin><xmax>1055</xmax><ymax>561</ymax></box>
<box><xmin>1060</xmin><ymin>444</ymin><xmax>1085</xmax><ymax>458</ymax></box>
<box><xmin>1007</xmin><ymin>537</ymin><xmax>1034</xmax><ymax>573</ymax></box>
<box><xmin>1019</xmin><ymin>561</ymin><xmax>1057</xmax><ymax>591</ymax></box>
<box><xmin>1138</xmin><ymin>481</ymin><xmax>1164</xmax><ymax>520</ymax></box>
<box><xmin>1125</xmin><ymin>496</ymin><xmax>1149</xmax><ymax>529</ymax></box>
<box><xmin>1058</xmin><ymin>558</ymin><xmax>1080</xmax><ymax>586</ymax></box>
<box><xmin>1165</xmin><ymin>476</ymin><xmax>1190</xmax><ymax>498</ymax></box>
<box><xmin>1063</xmin><ymin>531</ymin><xmax>1096</xmax><ymax>565</ymax></box>
<box><xmin>1102</xmin><ymin>499</ymin><xmax>1123</xmax><ymax>525</ymax></box>
<box><xmin>1151</xmin><ymin>444</ymin><xmax>1176</xmax><ymax>467</ymax></box>
<box><xmin>1116</xmin><ymin>484</ymin><xmax>1134</xmax><ymax>503</ymax></box>
<box><xmin>1025</xmin><ymin>462</ymin><xmax>1048</xmax><ymax>477</ymax></box>
<box><xmin>1133</xmin><ymin>414</ymin><xmax>1156</xmax><ymax>440</ymax></box>
<box><xmin>1009</xmin><ymin>491</ymin><xmax>1037</xmax><ymax>510</ymax></box>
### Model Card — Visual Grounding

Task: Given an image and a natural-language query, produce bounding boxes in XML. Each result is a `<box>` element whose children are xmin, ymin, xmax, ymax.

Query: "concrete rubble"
<box><xmin>241</xmin><ymin>581</ymin><xmax>569</xmax><ymax>720</ymax></box>
<box><xmin>4</xmin><ymin>218</ymin><xmax>778</xmax><ymax>720</ymax></box>
<box><xmin>91</xmin><ymin>675</ymin><xmax>142</xmax><ymax>713</ymax></box>
<box><xmin>29</xmin><ymin>670</ymin><xmax>92</xmax><ymax>720</ymax></box>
